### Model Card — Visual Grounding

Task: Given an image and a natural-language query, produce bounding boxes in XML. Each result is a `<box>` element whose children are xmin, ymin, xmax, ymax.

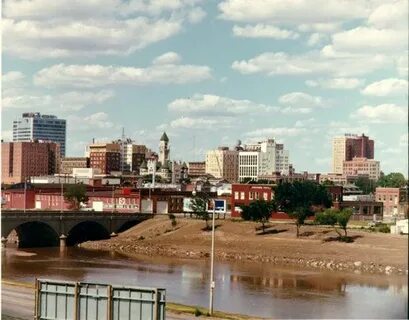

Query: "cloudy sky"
<box><xmin>2</xmin><ymin>0</ymin><xmax>408</xmax><ymax>174</ymax></box>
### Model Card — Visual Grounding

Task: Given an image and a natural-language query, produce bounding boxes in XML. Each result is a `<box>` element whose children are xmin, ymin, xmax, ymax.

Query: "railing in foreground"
<box><xmin>34</xmin><ymin>279</ymin><xmax>166</xmax><ymax>320</ymax></box>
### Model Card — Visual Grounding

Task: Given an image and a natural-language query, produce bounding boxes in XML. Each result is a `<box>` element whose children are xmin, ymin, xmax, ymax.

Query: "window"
<box><xmin>240</xmin><ymin>192</ymin><xmax>245</xmax><ymax>200</ymax></box>
<box><xmin>263</xmin><ymin>192</ymin><xmax>268</xmax><ymax>200</ymax></box>
<box><xmin>234</xmin><ymin>191</ymin><xmax>239</xmax><ymax>200</ymax></box>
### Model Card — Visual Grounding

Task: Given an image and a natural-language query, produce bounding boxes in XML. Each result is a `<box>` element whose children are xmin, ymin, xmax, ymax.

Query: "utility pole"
<box><xmin>60</xmin><ymin>181</ymin><xmax>64</xmax><ymax>213</ymax></box>
<box><xmin>23</xmin><ymin>178</ymin><xmax>27</xmax><ymax>213</ymax></box>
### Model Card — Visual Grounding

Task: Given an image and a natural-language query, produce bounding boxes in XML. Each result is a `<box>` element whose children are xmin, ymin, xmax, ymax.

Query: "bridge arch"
<box><xmin>114</xmin><ymin>218</ymin><xmax>143</xmax><ymax>234</ymax></box>
<box><xmin>6</xmin><ymin>221</ymin><xmax>60</xmax><ymax>248</ymax></box>
<box><xmin>66</xmin><ymin>221</ymin><xmax>110</xmax><ymax>246</ymax></box>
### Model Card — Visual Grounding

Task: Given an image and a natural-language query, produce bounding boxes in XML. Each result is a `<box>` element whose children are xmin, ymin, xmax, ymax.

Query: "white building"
<box><xmin>238</xmin><ymin>139</ymin><xmax>289</xmax><ymax>181</ymax></box>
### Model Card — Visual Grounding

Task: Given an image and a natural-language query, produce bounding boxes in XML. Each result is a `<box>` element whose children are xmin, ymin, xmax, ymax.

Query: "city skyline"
<box><xmin>2</xmin><ymin>0</ymin><xmax>408</xmax><ymax>174</ymax></box>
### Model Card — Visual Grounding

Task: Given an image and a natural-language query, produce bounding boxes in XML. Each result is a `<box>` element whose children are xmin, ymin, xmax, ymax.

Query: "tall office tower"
<box><xmin>238</xmin><ymin>139</ymin><xmax>290</xmax><ymax>181</ymax></box>
<box><xmin>1</xmin><ymin>141</ymin><xmax>60</xmax><ymax>184</ymax></box>
<box><xmin>13</xmin><ymin>112</ymin><xmax>67</xmax><ymax>156</ymax></box>
<box><xmin>332</xmin><ymin>133</ymin><xmax>374</xmax><ymax>173</ymax></box>
<box><xmin>205</xmin><ymin>147</ymin><xmax>239</xmax><ymax>183</ymax></box>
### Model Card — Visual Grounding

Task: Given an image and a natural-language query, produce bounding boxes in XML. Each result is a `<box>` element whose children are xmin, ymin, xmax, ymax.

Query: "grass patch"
<box><xmin>166</xmin><ymin>302</ymin><xmax>257</xmax><ymax>319</ymax></box>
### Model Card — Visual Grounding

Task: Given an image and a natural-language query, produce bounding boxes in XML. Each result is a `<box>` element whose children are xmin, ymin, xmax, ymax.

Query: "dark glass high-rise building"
<box><xmin>13</xmin><ymin>112</ymin><xmax>66</xmax><ymax>156</ymax></box>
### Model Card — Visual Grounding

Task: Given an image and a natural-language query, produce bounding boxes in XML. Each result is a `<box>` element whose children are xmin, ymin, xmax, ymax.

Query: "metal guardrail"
<box><xmin>34</xmin><ymin>279</ymin><xmax>166</xmax><ymax>320</ymax></box>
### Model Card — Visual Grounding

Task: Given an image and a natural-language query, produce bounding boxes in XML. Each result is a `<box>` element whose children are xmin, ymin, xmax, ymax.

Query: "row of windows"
<box><xmin>233</xmin><ymin>191</ymin><xmax>269</xmax><ymax>201</ymax></box>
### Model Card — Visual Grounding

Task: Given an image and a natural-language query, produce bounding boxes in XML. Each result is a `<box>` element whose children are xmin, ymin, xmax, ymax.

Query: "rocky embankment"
<box><xmin>82</xmin><ymin>217</ymin><xmax>408</xmax><ymax>276</ymax></box>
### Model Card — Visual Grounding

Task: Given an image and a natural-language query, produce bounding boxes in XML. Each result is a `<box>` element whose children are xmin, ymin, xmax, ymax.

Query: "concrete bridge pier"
<box><xmin>59</xmin><ymin>234</ymin><xmax>67</xmax><ymax>248</ymax></box>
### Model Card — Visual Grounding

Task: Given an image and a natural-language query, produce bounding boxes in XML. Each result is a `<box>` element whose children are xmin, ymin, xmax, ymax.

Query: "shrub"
<box><xmin>194</xmin><ymin>308</ymin><xmax>202</xmax><ymax>317</ymax></box>
<box><xmin>378</xmin><ymin>225</ymin><xmax>390</xmax><ymax>233</ymax></box>
<box><xmin>315</xmin><ymin>210</ymin><xmax>337</xmax><ymax>226</ymax></box>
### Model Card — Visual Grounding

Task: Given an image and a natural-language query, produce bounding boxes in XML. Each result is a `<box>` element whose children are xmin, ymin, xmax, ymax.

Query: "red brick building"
<box><xmin>2</xmin><ymin>141</ymin><xmax>60</xmax><ymax>184</ymax></box>
<box><xmin>89</xmin><ymin>143</ymin><xmax>120</xmax><ymax>174</ymax></box>
<box><xmin>231</xmin><ymin>184</ymin><xmax>273</xmax><ymax>217</ymax></box>
<box><xmin>345</xmin><ymin>134</ymin><xmax>374</xmax><ymax>161</ymax></box>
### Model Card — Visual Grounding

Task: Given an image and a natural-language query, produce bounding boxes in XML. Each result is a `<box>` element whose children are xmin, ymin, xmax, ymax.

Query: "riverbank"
<box><xmin>82</xmin><ymin>216</ymin><xmax>408</xmax><ymax>275</ymax></box>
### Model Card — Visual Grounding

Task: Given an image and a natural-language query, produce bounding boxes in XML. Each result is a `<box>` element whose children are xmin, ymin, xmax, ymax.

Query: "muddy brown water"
<box><xmin>2</xmin><ymin>245</ymin><xmax>408</xmax><ymax>319</ymax></box>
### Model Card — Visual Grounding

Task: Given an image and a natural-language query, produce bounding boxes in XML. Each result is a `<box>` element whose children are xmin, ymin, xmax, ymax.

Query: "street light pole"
<box><xmin>209</xmin><ymin>198</ymin><xmax>216</xmax><ymax>316</ymax></box>
<box><xmin>193</xmin><ymin>189</ymin><xmax>216</xmax><ymax>316</ymax></box>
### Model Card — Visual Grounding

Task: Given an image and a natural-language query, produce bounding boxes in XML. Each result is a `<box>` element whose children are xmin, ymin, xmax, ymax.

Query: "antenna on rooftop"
<box><xmin>121</xmin><ymin>127</ymin><xmax>125</xmax><ymax>140</ymax></box>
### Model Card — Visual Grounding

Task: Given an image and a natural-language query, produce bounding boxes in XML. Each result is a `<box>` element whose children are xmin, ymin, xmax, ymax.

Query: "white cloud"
<box><xmin>187</xmin><ymin>7</ymin><xmax>207</xmax><ymax>24</ymax></box>
<box><xmin>2</xmin><ymin>90</ymin><xmax>114</xmax><ymax>111</ymax></box>
<box><xmin>306</xmin><ymin>78</ymin><xmax>364</xmax><ymax>89</ymax></box>
<box><xmin>396</xmin><ymin>54</ymin><xmax>408</xmax><ymax>77</ymax></box>
<box><xmin>307</xmin><ymin>33</ymin><xmax>328</xmax><ymax>46</ymax></box>
<box><xmin>170</xmin><ymin>116</ymin><xmax>233</xmax><ymax>129</ymax></box>
<box><xmin>232</xmin><ymin>24</ymin><xmax>298</xmax><ymax>39</ymax></box>
<box><xmin>368</xmin><ymin>0</ymin><xmax>408</xmax><ymax>29</ymax></box>
<box><xmin>218</xmin><ymin>0</ymin><xmax>371</xmax><ymax>24</ymax></box>
<box><xmin>34</xmin><ymin>56</ymin><xmax>211</xmax><ymax>88</ymax></box>
<box><xmin>278</xmin><ymin>92</ymin><xmax>325</xmax><ymax>108</ymax></box>
<box><xmin>298</xmin><ymin>23</ymin><xmax>341</xmax><ymax>33</ymax></box>
<box><xmin>351</xmin><ymin>104</ymin><xmax>408</xmax><ymax>123</ymax></box>
<box><xmin>168</xmin><ymin>94</ymin><xmax>274</xmax><ymax>116</ymax></box>
<box><xmin>3</xmin><ymin>0</ymin><xmax>205</xmax><ymax>59</ymax></box>
<box><xmin>361</xmin><ymin>78</ymin><xmax>408</xmax><ymax>97</ymax></box>
<box><xmin>245</xmin><ymin>127</ymin><xmax>305</xmax><ymax>138</ymax></box>
<box><xmin>67</xmin><ymin>112</ymin><xmax>115</xmax><ymax>131</ymax></box>
<box><xmin>2</xmin><ymin>71</ymin><xmax>26</xmax><ymax>85</ymax></box>
<box><xmin>152</xmin><ymin>52</ymin><xmax>182</xmax><ymax>65</ymax></box>
<box><xmin>232</xmin><ymin>51</ymin><xmax>389</xmax><ymax>77</ymax></box>
<box><xmin>327</xmin><ymin>27</ymin><xmax>407</xmax><ymax>54</ymax></box>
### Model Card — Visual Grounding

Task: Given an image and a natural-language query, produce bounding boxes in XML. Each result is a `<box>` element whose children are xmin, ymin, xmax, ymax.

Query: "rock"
<box><xmin>385</xmin><ymin>266</ymin><xmax>393</xmax><ymax>274</ymax></box>
<box><xmin>354</xmin><ymin>261</ymin><xmax>362</xmax><ymax>268</ymax></box>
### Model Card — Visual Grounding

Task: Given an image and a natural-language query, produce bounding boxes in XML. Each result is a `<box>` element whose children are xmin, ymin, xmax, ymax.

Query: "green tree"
<box><xmin>316</xmin><ymin>208</ymin><xmax>353</xmax><ymax>239</ymax></box>
<box><xmin>64</xmin><ymin>184</ymin><xmax>88</xmax><ymax>210</ymax></box>
<box><xmin>274</xmin><ymin>181</ymin><xmax>332</xmax><ymax>237</ymax></box>
<box><xmin>336</xmin><ymin>209</ymin><xmax>353</xmax><ymax>238</ymax></box>
<box><xmin>190</xmin><ymin>196</ymin><xmax>210</xmax><ymax>230</ymax></box>
<box><xmin>240</xmin><ymin>200</ymin><xmax>276</xmax><ymax>234</ymax></box>
<box><xmin>377</xmin><ymin>172</ymin><xmax>407</xmax><ymax>188</ymax></box>
<box><xmin>354</xmin><ymin>176</ymin><xmax>375</xmax><ymax>194</ymax></box>
<box><xmin>315</xmin><ymin>209</ymin><xmax>338</xmax><ymax>226</ymax></box>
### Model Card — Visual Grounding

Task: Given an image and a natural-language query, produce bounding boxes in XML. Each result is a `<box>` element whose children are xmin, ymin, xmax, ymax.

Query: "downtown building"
<box><xmin>332</xmin><ymin>133</ymin><xmax>374</xmax><ymax>174</ymax></box>
<box><xmin>112</xmin><ymin>137</ymin><xmax>147</xmax><ymax>173</ymax></box>
<box><xmin>238</xmin><ymin>139</ymin><xmax>290</xmax><ymax>182</ymax></box>
<box><xmin>89</xmin><ymin>143</ymin><xmax>121</xmax><ymax>175</ymax></box>
<box><xmin>343</xmin><ymin>157</ymin><xmax>381</xmax><ymax>181</ymax></box>
<box><xmin>13</xmin><ymin>112</ymin><xmax>66</xmax><ymax>156</ymax></box>
<box><xmin>1</xmin><ymin>141</ymin><xmax>60</xmax><ymax>184</ymax></box>
<box><xmin>205</xmin><ymin>147</ymin><xmax>239</xmax><ymax>183</ymax></box>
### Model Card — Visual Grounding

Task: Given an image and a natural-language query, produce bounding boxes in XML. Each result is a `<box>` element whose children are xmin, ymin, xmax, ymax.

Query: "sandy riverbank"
<box><xmin>82</xmin><ymin>216</ymin><xmax>408</xmax><ymax>275</ymax></box>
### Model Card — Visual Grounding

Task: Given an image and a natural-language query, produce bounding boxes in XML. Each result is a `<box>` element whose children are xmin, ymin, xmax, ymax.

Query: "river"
<box><xmin>2</xmin><ymin>246</ymin><xmax>408</xmax><ymax>319</ymax></box>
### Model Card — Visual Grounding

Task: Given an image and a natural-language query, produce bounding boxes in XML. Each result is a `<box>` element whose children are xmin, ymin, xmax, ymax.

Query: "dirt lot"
<box><xmin>82</xmin><ymin>216</ymin><xmax>408</xmax><ymax>275</ymax></box>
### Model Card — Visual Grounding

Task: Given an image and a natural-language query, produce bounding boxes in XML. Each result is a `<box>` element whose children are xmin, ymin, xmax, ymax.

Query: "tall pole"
<box><xmin>23</xmin><ymin>179</ymin><xmax>27</xmax><ymax>213</ymax></box>
<box><xmin>60</xmin><ymin>181</ymin><xmax>63</xmax><ymax>213</ymax></box>
<box><xmin>209</xmin><ymin>198</ymin><xmax>216</xmax><ymax>315</ymax></box>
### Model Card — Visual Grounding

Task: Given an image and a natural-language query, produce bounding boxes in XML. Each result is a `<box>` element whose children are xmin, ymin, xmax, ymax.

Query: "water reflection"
<box><xmin>2</xmin><ymin>246</ymin><xmax>408</xmax><ymax>319</ymax></box>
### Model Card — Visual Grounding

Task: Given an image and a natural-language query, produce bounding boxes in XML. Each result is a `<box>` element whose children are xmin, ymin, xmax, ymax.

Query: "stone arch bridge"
<box><xmin>1</xmin><ymin>210</ymin><xmax>153</xmax><ymax>248</ymax></box>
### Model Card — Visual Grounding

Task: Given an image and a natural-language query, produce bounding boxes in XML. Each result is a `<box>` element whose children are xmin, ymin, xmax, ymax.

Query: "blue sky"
<box><xmin>2</xmin><ymin>0</ymin><xmax>408</xmax><ymax>174</ymax></box>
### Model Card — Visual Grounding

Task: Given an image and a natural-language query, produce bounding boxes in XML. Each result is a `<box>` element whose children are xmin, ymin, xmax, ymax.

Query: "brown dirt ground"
<box><xmin>82</xmin><ymin>216</ymin><xmax>408</xmax><ymax>274</ymax></box>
